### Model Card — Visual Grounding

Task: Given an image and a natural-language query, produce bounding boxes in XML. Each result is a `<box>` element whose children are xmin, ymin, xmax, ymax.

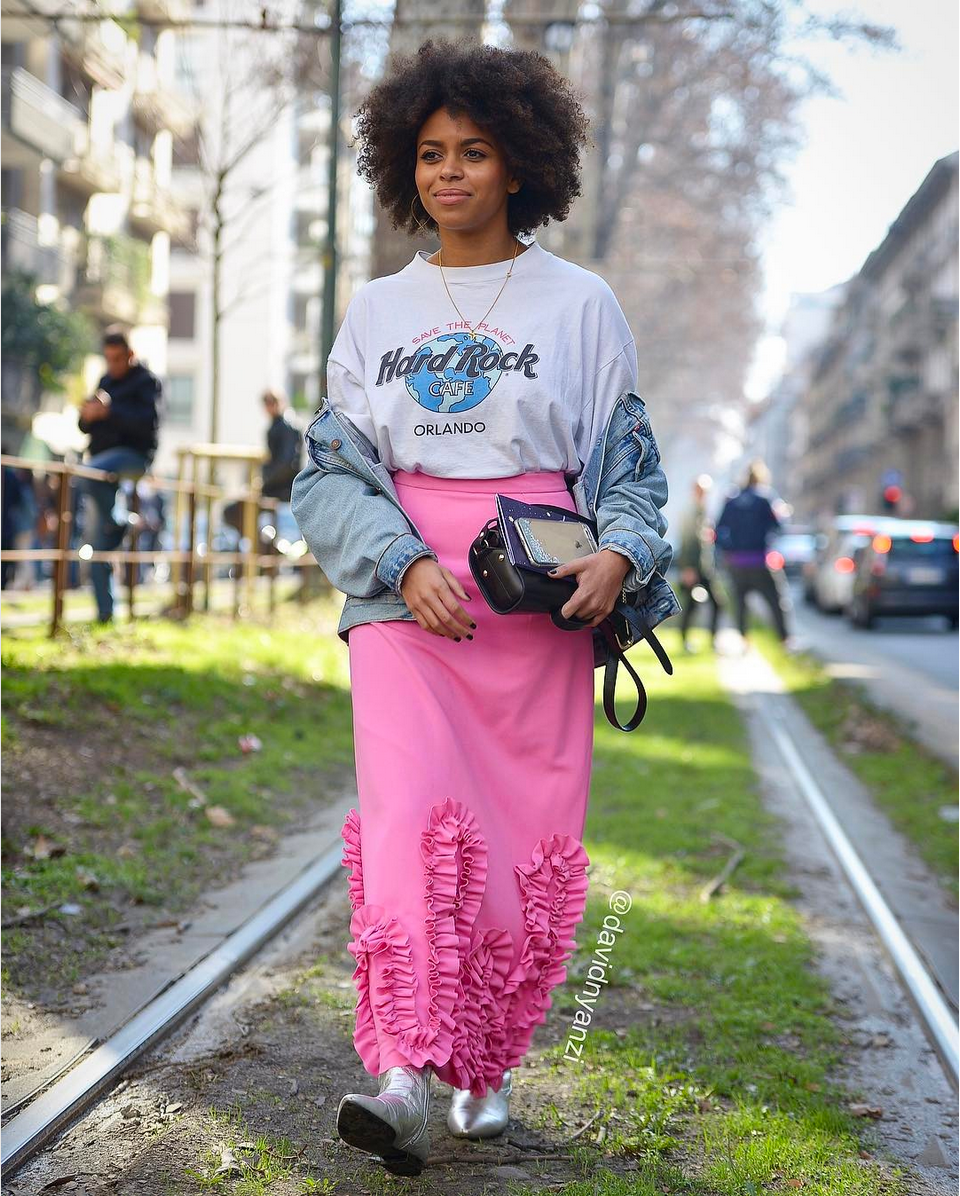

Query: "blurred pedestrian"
<box><xmin>4</xmin><ymin>466</ymin><xmax>39</xmax><ymax>590</ymax></box>
<box><xmin>135</xmin><ymin>479</ymin><xmax>167</xmax><ymax>584</ymax></box>
<box><xmin>260</xmin><ymin>390</ymin><xmax>303</xmax><ymax>503</ymax></box>
<box><xmin>33</xmin><ymin>472</ymin><xmax>60</xmax><ymax>584</ymax></box>
<box><xmin>1</xmin><ymin>452</ymin><xmax>25</xmax><ymax>590</ymax></box>
<box><xmin>676</xmin><ymin>473</ymin><xmax>726</xmax><ymax>652</ymax></box>
<box><xmin>714</xmin><ymin>459</ymin><xmax>796</xmax><ymax>649</ymax></box>
<box><xmin>76</xmin><ymin>326</ymin><xmax>161</xmax><ymax>622</ymax></box>
<box><xmin>223</xmin><ymin>389</ymin><xmax>302</xmax><ymax>550</ymax></box>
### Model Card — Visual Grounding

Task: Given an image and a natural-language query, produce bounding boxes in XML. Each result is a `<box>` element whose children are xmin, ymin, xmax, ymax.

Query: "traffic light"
<box><xmin>881</xmin><ymin>483</ymin><xmax>901</xmax><ymax>513</ymax></box>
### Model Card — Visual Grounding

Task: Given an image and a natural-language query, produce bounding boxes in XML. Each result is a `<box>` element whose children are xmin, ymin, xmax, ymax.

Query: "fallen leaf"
<box><xmin>214</xmin><ymin>1146</ymin><xmax>242</xmax><ymax>1178</ymax></box>
<box><xmin>76</xmin><ymin>868</ymin><xmax>100</xmax><ymax>891</ymax></box>
<box><xmin>30</xmin><ymin>835</ymin><xmax>66</xmax><ymax>860</ymax></box>
<box><xmin>173</xmin><ymin>767</ymin><xmax>207</xmax><ymax>808</ymax></box>
<box><xmin>205</xmin><ymin>806</ymin><xmax>236</xmax><ymax>828</ymax></box>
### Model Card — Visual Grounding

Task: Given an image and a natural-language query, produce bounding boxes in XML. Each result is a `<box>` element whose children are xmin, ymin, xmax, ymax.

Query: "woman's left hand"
<box><xmin>548</xmin><ymin>548</ymin><xmax>631</xmax><ymax>627</ymax></box>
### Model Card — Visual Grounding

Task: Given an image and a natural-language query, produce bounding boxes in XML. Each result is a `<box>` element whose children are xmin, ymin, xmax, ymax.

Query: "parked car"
<box><xmin>804</xmin><ymin>515</ymin><xmax>903</xmax><ymax>613</ymax></box>
<box><xmin>848</xmin><ymin>521</ymin><xmax>959</xmax><ymax>629</ymax></box>
<box><xmin>769</xmin><ymin>527</ymin><xmax>818</xmax><ymax>578</ymax></box>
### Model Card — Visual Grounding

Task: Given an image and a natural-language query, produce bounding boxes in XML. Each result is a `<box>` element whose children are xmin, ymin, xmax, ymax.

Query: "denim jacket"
<box><xmin>290</xmin><ymin>389</ymin><xmax>682</xmax><ymax>670</ymax></box>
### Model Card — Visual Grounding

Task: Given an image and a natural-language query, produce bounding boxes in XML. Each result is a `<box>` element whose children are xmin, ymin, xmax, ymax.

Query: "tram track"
<box><xmin>1</xmin><ymin>834</ymin><xmax>347</xmax><ymax>1178</ymax></box>
<box><xmin>2</xmin><ymin>641</ymin><xmax>956</xmax><ymax>1184</ymax></box>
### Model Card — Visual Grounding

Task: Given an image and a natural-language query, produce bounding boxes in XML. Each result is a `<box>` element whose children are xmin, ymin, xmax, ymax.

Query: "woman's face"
<box><xmin>414</xmin><ymin>106</ymin><xmax>520</xmax><ymax>235</ymax></box>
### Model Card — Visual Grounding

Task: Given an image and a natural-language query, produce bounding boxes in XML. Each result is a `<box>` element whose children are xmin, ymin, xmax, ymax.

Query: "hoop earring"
<box><xmin>409</xmin><ymin>195</ymin><xmax>431</xmax><ymax>237</ymax></box>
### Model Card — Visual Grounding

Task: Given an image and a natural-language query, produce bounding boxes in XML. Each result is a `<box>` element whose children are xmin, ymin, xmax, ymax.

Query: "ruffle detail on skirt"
<box><xmin>340</xmin><ymin>808</ymin><xmax>365</xmax><ymax>913</ymax></box>
<box><xmin>340</xmin><ymin>801</ymin><xmax>590</xmax><ymax>1097</ymax></box>
<box><xmin>496</xmin><ymin>835</ymin><xmax>591</xmax><ymax>1072</ymax></box>
<box><xmin>346</xmin><ymin>904</ymin><xmax>421</xmax><ymax>1073</ymax></box>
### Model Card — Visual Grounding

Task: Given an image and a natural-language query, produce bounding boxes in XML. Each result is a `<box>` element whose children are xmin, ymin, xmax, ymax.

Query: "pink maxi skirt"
<box><xmin>341</xmin><ymin>468</ymin><xmax>596</xmax><ymax>1098</ymax></box>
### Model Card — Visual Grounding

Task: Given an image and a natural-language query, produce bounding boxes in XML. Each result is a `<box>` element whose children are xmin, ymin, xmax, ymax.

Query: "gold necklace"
<box><xmin>436</xmin><ymin>239</ymin><xmax>521</xmax><ymax>340</ymax></box>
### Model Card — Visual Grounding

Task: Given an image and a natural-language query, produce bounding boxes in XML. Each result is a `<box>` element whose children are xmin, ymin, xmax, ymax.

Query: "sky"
<box><xmin>744</xmin><ymin>0</ymin><xmax>959</xmax><ymax>401</ymax></box>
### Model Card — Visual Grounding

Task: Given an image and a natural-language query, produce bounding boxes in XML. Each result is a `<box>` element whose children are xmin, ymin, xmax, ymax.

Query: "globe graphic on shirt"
<box><xmin>406</xmin><ymin>332</ymin><xmax>502</xmax><ymax>414</ymax></box>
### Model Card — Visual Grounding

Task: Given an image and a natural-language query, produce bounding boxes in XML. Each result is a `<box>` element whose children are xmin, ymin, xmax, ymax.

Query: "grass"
<box><xmin>184</xmin><ymin>1102</ymin><xmax>333</xmax><ymax>1192</ymax></box>
<box><xmin>748</xmin><ymin>621</ymin><xmax>958</xmax><ymax>899</ymax></box>
<box><xmin>510</xmin><ymin>623</ymin><xmax>910</xmax><ymax>1194</ymax></box>
<box><xmin>1</xmin><ymin>596</ymin><xmax>356</xmax><ymax>992</ymax></box>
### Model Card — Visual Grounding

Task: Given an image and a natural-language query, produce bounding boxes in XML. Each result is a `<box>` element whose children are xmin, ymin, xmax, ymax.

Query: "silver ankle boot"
<box><xmin>446</xmin><ymin>1069</ymin><xmax>512</xmax><ymax>1138</ymax></box>
<box><xmin>337</xmin><ymin>1064</ymin><xmax>432</xmax><ymax>1176</ymax></box>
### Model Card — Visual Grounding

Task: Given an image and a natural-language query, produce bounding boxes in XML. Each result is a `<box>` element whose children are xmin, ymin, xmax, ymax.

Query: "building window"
<box><xmin>168</xmin><ymin>291</ymin><xmax>196</xmax><ymax>339</ymax></box>
<box><xmin>165</xmin><ymin>374</ymin><xmax>195</xmax><ymax>424</ymax></box>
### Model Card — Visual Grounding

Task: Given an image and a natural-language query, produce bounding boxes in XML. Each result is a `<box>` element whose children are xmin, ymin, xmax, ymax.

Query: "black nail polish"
<box><xmin>466</xmin><ymin>634</ymin><xmax>473</xmax><ymax>640</ymax></box>
<box><xmin>454</xmin><ymin>636</ymin><xmax>462</xmax><ymax>642</ymax></box>
<box><xmin>470</xmin><ymin>622</ymin><xmax>477</xmax><ymax>629</ymax></box>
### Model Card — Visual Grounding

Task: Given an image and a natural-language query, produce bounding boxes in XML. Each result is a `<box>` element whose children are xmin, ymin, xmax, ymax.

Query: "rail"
<box><xmin>0</xmin><ymin>452</ymin><xmax>324</xmax><ymax>634</ymax></box>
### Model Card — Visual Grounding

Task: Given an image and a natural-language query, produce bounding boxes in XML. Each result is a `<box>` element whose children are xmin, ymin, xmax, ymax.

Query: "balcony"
<box><xmin>59</xmin><ymin>127</ymin><xmax>127</xmax><ymax>196</ymax></box>
<box><xmin>131</xmin><ymin>53</ymin><xmax>194</xmax><ymax>139</ymax></box>
<box><xmin>884</xmin><ymin>372</ymin><xmax>933</xmax><ymax>433</ymax></box>
<box><xmin>135</xmin><ymin>0</ymin><xmax>190</xmax><ymax>21</ymax></box>
<box><xmin>60</xmin><ymin>24</ymin><xmax>127</xmax><ymax>91</ymax></box>
<box><xmin>77</xmin><ymin>232</ymin><xmax>167</xmax><ymax>327</ymax></box>
<box><xmin>1</xmin><ymin>66</ymin><xmax>83</xmax><ymax>164</ymax></box>
<box><xmin>0</xmin><ymin>209</ymin><xmax>68</xmax><ymax>286</ymax></box>
<box><xmin>130</xmin><ymin>156</ymin><xmax>190</xmax><ymax>239</ymax></box>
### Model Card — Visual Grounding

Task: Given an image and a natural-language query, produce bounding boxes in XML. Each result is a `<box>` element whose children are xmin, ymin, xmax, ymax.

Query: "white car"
<box><xmin>804</xmin><ymin>514</ymin><xmax>903</xmax><ymax>614</ymax></box>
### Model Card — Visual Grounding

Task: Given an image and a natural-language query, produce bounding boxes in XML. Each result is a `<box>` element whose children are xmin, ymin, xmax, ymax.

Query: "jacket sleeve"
<box><xmin>105</xmin><ymin>374</ymin><xmax>161</xmax><ymax>441</ymax></box>
<box><xmin>593</xmin><ymin>403</ymin><xmax>673</xmax><ymax>593</ymax></box>
<box><xmin>290</xmin><ymin>438</ymin><xmax>438</xmax><ymax>599</ymax></box>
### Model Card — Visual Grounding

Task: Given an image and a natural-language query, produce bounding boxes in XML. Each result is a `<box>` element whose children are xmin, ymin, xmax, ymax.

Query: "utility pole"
<box><xmin>319</xmin><ymin>0</ymin><xmax>341</xmax><ymax>394</ymax></box>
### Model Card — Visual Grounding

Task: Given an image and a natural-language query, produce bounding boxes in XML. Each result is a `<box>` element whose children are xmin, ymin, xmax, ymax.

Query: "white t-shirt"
<box><xmin>325</xmin><ymin>236</ymin><xmax>638</xmax><ymax>479</ymax></box>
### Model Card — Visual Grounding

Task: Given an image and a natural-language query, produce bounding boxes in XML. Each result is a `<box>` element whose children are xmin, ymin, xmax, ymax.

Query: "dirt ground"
<box><xmin>4</xmin><ymin>873</ymin><xmax>732</xmax><ymax>1196</ymax></box>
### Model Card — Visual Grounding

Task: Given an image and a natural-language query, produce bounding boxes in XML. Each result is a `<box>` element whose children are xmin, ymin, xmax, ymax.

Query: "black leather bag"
<box><xmin>468</xmin><ymin>493</ymin><xmax>673</xmax><ymax>732</ymax></box>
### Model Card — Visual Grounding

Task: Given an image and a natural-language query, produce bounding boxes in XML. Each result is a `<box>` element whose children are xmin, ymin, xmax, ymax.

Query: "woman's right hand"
<box><xmin>400</xmin><ymin>557</ymin><xmax>476</xmax><ymax>641</ymax></box>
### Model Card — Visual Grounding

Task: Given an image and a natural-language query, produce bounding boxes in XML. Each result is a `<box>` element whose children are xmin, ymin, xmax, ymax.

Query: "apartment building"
<box><xmin>163</xmin><ymin>1</ymin><xmax>374</xmax><ymax>480</ymax></box>
<box><xmin>1</xmin><ymin>0</ymin><xmax>192</xmax><ymax>451</ymax></box>
<box><xmin>792</xmin><ymin>152</ymin><xmax>959</xmax><ymax>523</ymax></box>
<box><xmin>744</xmin><ymin>285</ymin><xmax>845</xmax><ymax>510</ymax></box>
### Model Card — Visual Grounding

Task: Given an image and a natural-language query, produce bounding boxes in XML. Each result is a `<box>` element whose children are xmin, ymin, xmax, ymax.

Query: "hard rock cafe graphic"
<box><xmin>374</xmin><ymin>330</ymin><xmax>540</xmax><ymax>436</ymax></box>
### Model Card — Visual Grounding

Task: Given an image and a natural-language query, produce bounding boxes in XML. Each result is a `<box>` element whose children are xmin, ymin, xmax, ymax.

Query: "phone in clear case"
<box><xmin>515</xmin><ymin>516</ymin><xmax>599</xmax><ymax>566</ymax></box>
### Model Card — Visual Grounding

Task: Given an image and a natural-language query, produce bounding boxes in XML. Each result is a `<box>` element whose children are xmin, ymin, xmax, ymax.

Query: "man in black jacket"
<box><xmin>76</xmin><ymin>327</ymin><xmax>162</xmax><ymax>622</ymax></box>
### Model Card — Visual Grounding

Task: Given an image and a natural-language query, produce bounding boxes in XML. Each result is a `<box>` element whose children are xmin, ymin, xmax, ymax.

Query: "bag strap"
<box><xmin>597</xmin><ymin>619</ymin><xmax>648</xmax><ymax>732</ymax></box>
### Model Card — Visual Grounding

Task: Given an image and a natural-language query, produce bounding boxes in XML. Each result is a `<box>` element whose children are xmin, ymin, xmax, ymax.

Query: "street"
<box><xmin>784</xmin><ymin>578</ymin><xmax>958</xmax><ymax>768</ymax></box>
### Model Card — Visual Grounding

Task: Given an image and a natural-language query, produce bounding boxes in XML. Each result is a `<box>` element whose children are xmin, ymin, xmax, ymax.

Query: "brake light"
<box><xmin>835</xmin><ymin>557</ymin><xmax>856</xmax><ymax>573</ymax></box>
<box><xmin>910</xmin><ymin>529</ymin><xmax>935</xmax><ymax>543</ymax></box>
<box><xmin>766</xmin><ymin>550</ymin><xmax>785</xmax><ymax>570</ymax></box>
<box><xmin>954</xmin><ymin>534</ymin><xmax>959</xmax><ymax>553</ymax></box>
<box><xmin>872</xmin><ymin>534</ymin><xmax>892</xmax><ymax>553</ymax></box>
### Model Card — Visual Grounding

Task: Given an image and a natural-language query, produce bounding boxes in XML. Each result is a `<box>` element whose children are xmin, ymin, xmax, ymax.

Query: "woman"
<box><xmin>300</xmin><ymin>39</ymin><xmax>661</xmax><ymax>1176</ymax></box>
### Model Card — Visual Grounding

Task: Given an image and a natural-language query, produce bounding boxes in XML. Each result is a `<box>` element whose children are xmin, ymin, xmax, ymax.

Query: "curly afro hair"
<box><xmin>353</xmin><ymin>37</ymin><xmax>592</xmax><ymax>238</ymax></box>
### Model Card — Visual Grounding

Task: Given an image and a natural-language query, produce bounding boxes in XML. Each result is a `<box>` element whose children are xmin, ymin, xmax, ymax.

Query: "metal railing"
<box><xmin>0</xmin><ymin>453</ymin><xmax>324</xmax><ymax>636</ymax></box>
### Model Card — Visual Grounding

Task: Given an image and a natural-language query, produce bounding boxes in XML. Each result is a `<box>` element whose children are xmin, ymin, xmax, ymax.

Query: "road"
<box><xmin>785</xmin><ymin>578</ymin><xmax>959</xmax><ymax>769</ymax></box>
